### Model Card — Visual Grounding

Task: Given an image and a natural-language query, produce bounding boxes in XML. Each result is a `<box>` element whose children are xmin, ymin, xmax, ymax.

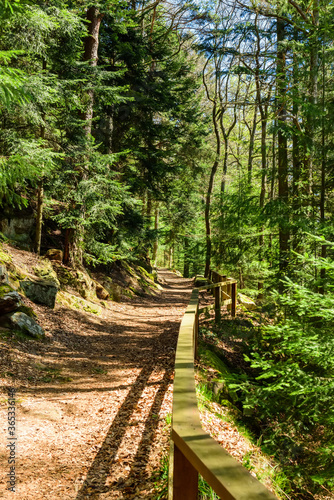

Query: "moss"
<box><xmin>138</xmin><ymin>266</ymin><xmax>154</xmax><ymax>281</ymax></box>
<box><xmin>16</xmin><ymin>305</ymin><xmax>37</xmax><ymax>319</ymax></box>
<box><xmin>121</xmin><ymin>260</ymin><xmax>137</xmax><ymax>277</ymax></box>
<box><xmin>201</xmin><ymin>349</ymin><xmax>231</xmax><ymax>377</ymax></box>
<box><xmin>0</xmin><ymin>283</ymin><xmax>14</xmax><ymax>298</ymax></box>
<box><xmin>33</xmin><ymin>261</ymin><xmax>60</xmax><ymax>288</ymax></box>
<box><xmin>57</xmin><ymin>291</ymin><xmax>101</xmax><ymax>315</ymax></box>
<box><xmin>82</xmin><ymin>303</ymin><xmax>99</xmax><ymax>314</ymax></box>
<box><xmin>0</xmin><ymin>246</ymin><xmax>11</xmax><ymax>264</ymax></box>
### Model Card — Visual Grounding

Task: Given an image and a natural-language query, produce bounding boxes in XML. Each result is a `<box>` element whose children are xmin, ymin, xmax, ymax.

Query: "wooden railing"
<box><xmin>169</xmin><ymin>271</ymin><xmax>277</xmax><ymax>500</ymax></box>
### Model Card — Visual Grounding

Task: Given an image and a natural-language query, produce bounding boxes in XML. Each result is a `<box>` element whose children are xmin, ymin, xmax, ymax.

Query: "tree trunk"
<box><xmin>168</xmin><ymin>246</ymin><xmax>173</xmax><ymax>269</ymax></box>
<box><xmin>183</xmin><ymin>236</ymin><xmax>190</xmax><ymax>278</ymax></box>
<box><xmin>247</xmin><ymin>105</ymin><xmax>257</xmax><ymax>187</ymax></box>
<box><xmin>35</xmin><ymin>58</ymin><xmax>46</xmax><ymax>255</ymax></box>
<box><xmin>34</xmin><ymin>182</ymin><xmax>44</xmax><ymax>255</ymax></box>
<box><xmin>205</xmin><ymin>99</ymin><xmax>221</xmax><ymax>278</ymax></box>
<box><xmin>319</xmin><ymin>41</ymin><xmax>326</xmax><ymax>295</ymax></box>
<box><xmin>152</xmin><ymin>202</ymin><xmax>159</xmax><ymax>267</ymax></box>
<box><xmin>277</xmin><ymin>18</ymin><xmax>289</xmax><ymax>284</ymax></box>
<box><xmin>82</xmin><ymin>6</ymin><xmax>104</xmax><ymax>137</ymax></box>
<box><xmin>292</xmin><ymin>29</ymin><xmax>301</xmax><ymax>254</ymax></box>
<box><xmin>63</xmin><ymin>228</ymin><xmax>74</xmax><ymax>265</ymax></box>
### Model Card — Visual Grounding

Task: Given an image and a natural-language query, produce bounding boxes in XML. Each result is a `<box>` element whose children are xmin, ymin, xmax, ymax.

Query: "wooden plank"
<box><xmin>197</xmin><ymin>280</ymin><xmax>236</xmax><ymax>292</ymax></box>
<box><xmin>221</xmin><ymin>274</ymin><xmax>227</xmax><ymax>302</ymax></box>
<box><xmin>198</xmin><ymin>299</ymin><xmax>231</xmax><ymax>315</ymax></box>
<box><xmin>198</xmin><ymin>304</ymin><xmax>215</xmax><ymax>314</ymax></box>
<box><xmin>172</xmin><ymin>288</ymin><xmax>277</xmax><ymax>500</ymax></box>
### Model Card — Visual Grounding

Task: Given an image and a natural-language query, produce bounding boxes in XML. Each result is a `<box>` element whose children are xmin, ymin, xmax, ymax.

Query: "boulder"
<box><xmin>0</xmin><ymin>216</ymin><xmax>35</xmax><ymax>248</ymax></box>
<box><xmin>0</xmin><ymin>311</ymin><xmax>44</xmax><ymax>338</ymax></box>
<box><xmin>45</xmin><ymin>249</ymin><xmax>63</xmax><ymax>262</ymax></box>
<box><xmin>95</xmin><ymin>282</ymin><xmax>109</xmax><ymax>300</ymax></box>
<box><xmin>0</xmin><ymin>284</ymin><xmax>22</xmax><ymax>315</ymax></box>
<box><xmin>0</xmin><ymin>265</ymin><xmax>9</xmax><ymax>284</ymax></box>
<box><xmin>100</xmin><ymin>277</ymin><xmax>121</xmax><ymax>302</ymax></box>
<box><xmin>238</xmin><ymin>293</ymin><xmax>256</xmax><ymax>311</ymax></box>
<box><xmin>33</xmin><ymin>261</ymin><xmax>60</xmax><ymax>288</ymax></box>
<box><xmin>20</xmin><ymin>279</ymin><xmax>58</xmax><ymax>308</ymax></box>
<box><xmin>194</xmin><ymin>275</ymin><xmax>208</xmax><ymax>287</ymax></box>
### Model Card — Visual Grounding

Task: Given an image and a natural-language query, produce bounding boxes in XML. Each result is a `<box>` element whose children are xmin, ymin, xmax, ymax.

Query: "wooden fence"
<box><xmin>169</xmin><ymin>271</ymin><xmax>277</xmax><ymax>500</ymax></box>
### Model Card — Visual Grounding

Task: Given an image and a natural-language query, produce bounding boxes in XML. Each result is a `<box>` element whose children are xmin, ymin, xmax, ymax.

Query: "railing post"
<box><xmin>225</xmin><ymin>278</ymin><xmax>231</xmax><ymax>311</ymax></box>
<box><xmin>173</xmin><ymin>444</ymin><xmax>198</xmax><ymax>500</ymax></box>
<box><xmin>221</xmin><ymin>275</ymin><xmax>227</xmax><ymax>302</ymax></box>
<box><xmin>231</xmin><ymin>281</ymin><xmax>237</xmax><ymax>318</ymax></box>
<box><xmin>215</xmin><ymin>284</ymin><xmax>221</xmax><ymax>323</ymax></box>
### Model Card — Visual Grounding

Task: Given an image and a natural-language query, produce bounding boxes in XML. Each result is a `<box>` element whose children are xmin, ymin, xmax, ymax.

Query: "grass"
<box><xmin>35</xmin><ymin>364</ymin><xmax>73</xmax><ymax>383</ymax></box>
<box><xmin>153</xmin><ymin>451</ymin><xmax>220</xmax><ymax>500</ymax></box>
<box><xmin>91</xmin><ymin>366</ymin><xmax>108</xmax><ymax>375</ymax></box>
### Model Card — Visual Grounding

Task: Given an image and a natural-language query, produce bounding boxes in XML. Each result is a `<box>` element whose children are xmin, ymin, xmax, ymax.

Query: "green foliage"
<box><xmin>232</xmin><ymin>253</ymin><xmax>334</xmax><ymax>494</ymax></box>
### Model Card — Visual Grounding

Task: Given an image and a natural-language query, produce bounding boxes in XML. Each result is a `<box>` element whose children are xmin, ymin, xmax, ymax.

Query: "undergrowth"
<box><xmin>199</xmin><ymin>284</ymin><xmax>334</xmax><ymax>500</ymax></box>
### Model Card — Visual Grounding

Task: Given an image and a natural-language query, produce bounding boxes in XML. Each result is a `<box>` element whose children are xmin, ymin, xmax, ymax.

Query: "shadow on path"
<box><xmin>75</xmin><ymin>270</ymin><xmax>192</xmax><ymax>499</ymax></box>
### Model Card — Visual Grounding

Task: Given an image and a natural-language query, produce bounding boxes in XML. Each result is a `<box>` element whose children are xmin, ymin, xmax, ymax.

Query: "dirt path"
<box><xmin>0</xmin><ymin>270</ymin><xmax>193</xmax><ymax>499</ymax></box>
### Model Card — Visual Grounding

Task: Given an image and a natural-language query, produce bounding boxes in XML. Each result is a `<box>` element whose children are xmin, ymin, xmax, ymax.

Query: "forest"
<box><xmin>0</xmin><ymin>0</ymin><xmax>334</xmax><ymax>498</ymax></box>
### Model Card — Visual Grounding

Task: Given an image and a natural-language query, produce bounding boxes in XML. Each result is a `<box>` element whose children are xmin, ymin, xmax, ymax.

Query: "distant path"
<box><xmin>0</xmin><ymin>270</ymin><xmax>192</xmax><ymax>499</ymax></box>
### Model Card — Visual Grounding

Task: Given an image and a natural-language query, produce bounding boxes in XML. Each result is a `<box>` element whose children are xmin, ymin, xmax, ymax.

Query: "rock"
<box><xmin>0</xmin><ymin>215</ymin><xmax>35</xmax><ymax>247</ymax></box>
<box><xmin>212</xmin><ymin>380</ymin><xmax>228</xmax><ymax>398</ymax></box>
<box><xmin>52</xmin><ymin>264</ymin><xmax>96</xmax><ymax>300</ymax></box>
<box><xmin>0</xmin><ymin>284</ymin><xmax>22</xmax><ymax>315</ymax></box>
<box><xmin>20</xmin><ymin>279</ymin><xmax>58</xmax><ymax>308</ymax></box>
<box><xmin>0</xmin><ymin>265</ymin><xmax>9</xmax><ymax>284</ymax></box>
<box><xmin>194</xmin><ymin>275</ymin><xmax>208</xmax><ymax>287</ymax></box>
<box><xmin>101</xmin><ymin>278</ymin><xmax>121</xmax><ymax>302</ymax></box>
<box><xmin>34</xmin><ymin>261</ymin><xmax>60</xmax><ymax>288</ymax></box>
<box><xmin>238</xmin><ymin>293</ymin><xmax>257</xmax><ymax>311</ymax></box>
<box><xmin>0</xmin><ymin>311</ymin><xmax>45</xmax><ymax>338</ymax></box>
<box><xmin>45</xmin><ymin>249</ymin><xmax>63</xmax><ymax>262</ymax></box>
<box><xmin>95</xmin><ymin>282</ymin><xmax>109</xmax><ymax>300</ymax></box>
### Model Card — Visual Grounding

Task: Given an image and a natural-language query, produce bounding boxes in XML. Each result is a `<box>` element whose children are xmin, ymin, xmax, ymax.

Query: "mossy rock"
<box><xmin>121</xmin><ymin>261</ymin><xmax>137</xmax><ymax>278</ymax></box>
<box><xmin>16</xmin><ymin>305</ymin><xmax>37</xmax><ymax>319</ymax></box>
<box><xmin>201</xmin><ymin>348</ymin><xmax>239</xmax><ymax>403</ymax></box>
<box><xmin>0</xmin><ymin>283</ymin><xmax>22</xmax><ymax>314</ymax></box>
<box><xmin>194</xmin><ymin>276</ymin><xmax>208</xmax><ymax>287</ymax></box>
<box><xmin>123</xmin><ymin>289</ymin><xmax>134</xmax><ymax>298</ymax></box>
<box><xmin>20</xmin><ymin>279</ymin><xmax>58</xmax><ymax>309</ymax></box>
<box><xmin>52</xmin><ymin>264</ymin><xmax>96</xmax><ymax>299</ymax></box>
<box><xmin>34</xmin><ymin>261</ymin><xmax>60</xmax><ymax>288</ymax></box>
<box><xmin>201</xmin><ymin>349</ymin><xmax>231</xmax><ymax>376</ymax></box>
<box><xmin>0</xmin><ymin>283</ymin><xmax>14</xmax><ymax>298</ymax></box>
<box><xmin>101</xmin><ymin>278</ymin><xmax>121</xmax><ymax>302</ymax></box>
<box><xmin>0</xmin><ymin>311</ymin><xmax>45</xmax><ymax>339</ymax></box>
<box><xmin>0</xmin><ymin>246</ymin><xmax>11</xmax><ymax>264</ymax></box>
<box><xmin>56</xmin><ymin>291</ymin><xmax>101</xmax><ymax>315</ymax></box>
<box><xmin>137</xmin><ymin>266</ymin><xmax>154</xmax><ymax>282</ymax></box>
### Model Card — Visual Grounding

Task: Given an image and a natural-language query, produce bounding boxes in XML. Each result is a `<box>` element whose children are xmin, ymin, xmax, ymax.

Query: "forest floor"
<box><xmin>0</xmin><ymin>266</ymin><xmax>194</xmax><ymax>499</ymax></box>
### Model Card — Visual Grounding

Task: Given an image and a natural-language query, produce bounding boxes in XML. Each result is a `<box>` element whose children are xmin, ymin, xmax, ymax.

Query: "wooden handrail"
<box><xmin>169</xmin><ymin>273</ymin><xmax>277</xmax><ymax>500</ymax></box>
